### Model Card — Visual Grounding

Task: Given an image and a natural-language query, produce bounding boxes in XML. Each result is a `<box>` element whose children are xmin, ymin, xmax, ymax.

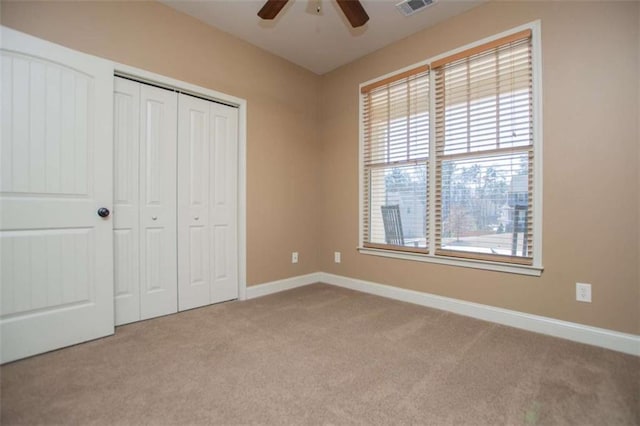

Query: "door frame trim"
<box><xmin>113</xmin><ymin>63</ymin><xmax>248</xmax><ymax>302</ymax></box>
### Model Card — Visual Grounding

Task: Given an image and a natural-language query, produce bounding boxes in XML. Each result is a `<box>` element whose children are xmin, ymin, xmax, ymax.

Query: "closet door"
<box><xmin>208</xmin><ymin>101</ymin><xmax>239</xmax><ymax>305</ymax></box>
<box><xmin>178</xmin><ymin>94</ymin><xmax>238</xmax><ymax>311</ymax></box>
<box><xmin>113</xmin><ymin>77</ymin><xmax>141</xmax><ymax>325</ymax></box>
<box><xmin>139</xmin><ymin>84</ymin><xmax>178</xmax><ymax>320</ymax></box>
<box><xmin>113</xmin><ymin>77</ymin><xmax>177</xmax><ymax>324</ymax></box>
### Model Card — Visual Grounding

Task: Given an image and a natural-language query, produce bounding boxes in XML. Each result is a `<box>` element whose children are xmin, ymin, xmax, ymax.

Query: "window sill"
<box><xmin>357</xmin><ymin>247</ymin><xmax>543</xmax><ymax>277</ymax></box>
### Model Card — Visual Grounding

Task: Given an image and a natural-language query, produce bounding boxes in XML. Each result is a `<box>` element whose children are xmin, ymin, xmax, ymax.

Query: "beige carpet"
<box><xmin>1</xmin><ymin>283</ymin><xmax>638</xmax><ymax>425</ymax></box>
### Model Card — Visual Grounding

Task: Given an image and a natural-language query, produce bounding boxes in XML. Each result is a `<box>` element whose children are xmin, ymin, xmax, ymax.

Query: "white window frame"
<box><xmin>358</xmin><ymin>21</ymin><xmax>543</xmax><ymax>276</ymax></box>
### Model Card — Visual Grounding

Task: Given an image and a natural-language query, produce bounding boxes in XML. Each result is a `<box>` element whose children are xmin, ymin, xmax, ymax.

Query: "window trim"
<box><xmin>358</xmin><ymin>21</ymin><xmax>543</xmax><ymax>276</ymax></box>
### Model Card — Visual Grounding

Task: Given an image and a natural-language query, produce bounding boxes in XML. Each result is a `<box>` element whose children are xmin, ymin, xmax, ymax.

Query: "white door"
<box><xmin>0</xmin><ymin>27</ymin><xmax>114</xmax><ymax>363</ymax></box>
<box><xmin>113</xmin><ymin>77</ymin><xmax>178</xmax><ymax>325</ymax></box>
<box><xmin>113</xmin><ymin>77</ymin><xmax>141</xmax><ymax>325</ymax></box>
<box><xmin>178</xmin><ymin>94</ymin><xmax>238</xmax><ymax>311</ymax></box>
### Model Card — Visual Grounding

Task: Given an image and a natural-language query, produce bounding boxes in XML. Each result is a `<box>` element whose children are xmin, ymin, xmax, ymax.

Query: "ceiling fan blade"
<box><xmin>335</xmin><ymin>0</ymin><xmax>370</xmax><ymax>28</ymax></box>
<box><xmin>257</xmin><ymin>0</ymin><xmax>290</xmax><ymax>20</ymax></box>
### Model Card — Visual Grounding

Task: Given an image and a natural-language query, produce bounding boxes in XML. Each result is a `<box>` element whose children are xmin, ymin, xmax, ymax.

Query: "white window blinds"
<box><xmin>433</xmin><ymin>30</ymin><xmax>534</xmax><ymax>264</ymax></box>
<box><xmin>362</xmin><ymin>65</ymin><xmax>430</xmax><ymax>252</ymax></box>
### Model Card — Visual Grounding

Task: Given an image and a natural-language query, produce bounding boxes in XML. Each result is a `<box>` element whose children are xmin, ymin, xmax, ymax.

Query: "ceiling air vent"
<box><xmin>396</xmin><ymin>0</ymin><xmax>437</xmax><ymax>16</ymax></box>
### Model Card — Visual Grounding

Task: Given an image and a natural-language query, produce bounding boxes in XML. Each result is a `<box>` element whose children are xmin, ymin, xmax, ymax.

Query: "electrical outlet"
<box><xmin>291</xmin><ymin>252</ymin><xmax>298</xmax><ymax>264</ymax></box>
<box><xmin>334</xmin><ymin>251</ymin><xmax>341</xmax><ymax>263</ymax></box>
<box><xmin>576</xmin><ymin>283</ymin><xmax>592</xmax><ymax>303</ymax></box>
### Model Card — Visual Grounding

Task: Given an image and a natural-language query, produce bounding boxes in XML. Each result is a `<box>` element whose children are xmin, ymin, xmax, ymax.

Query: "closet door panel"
<box><xmin>113</xmin><ymin>77</ymin><xmax>140</xmax><ymax>326</ymax></box>
<box><xmin>210</xmin><ymin>104</ymin><xmax>238</xmax><ymax>304</ymax></box>
<box><xmin>177</xmin><ymin>95</ymin><xmax>211</xmax><ymax>311</ymax></box>
<box><xmin>139</xmin><ymin>85</ymin><xmax>178</xmax><ymax>320</ymax></box>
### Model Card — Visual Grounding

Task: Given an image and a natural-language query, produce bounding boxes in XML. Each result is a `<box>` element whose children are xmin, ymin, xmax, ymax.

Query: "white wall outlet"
<box><xmin>291</xmin><ymin>252</ymin><xmax>298</xmax><ymax>264</ymax></box>
<box><xmin>334</xmin><ymin>251</ymin><xmax>341</xmax><ymax>263</ymax></box>
<box><xmin>576</xmin><ymin>282</ymin><xmax>592</xmax><ymax>303</ymax></box>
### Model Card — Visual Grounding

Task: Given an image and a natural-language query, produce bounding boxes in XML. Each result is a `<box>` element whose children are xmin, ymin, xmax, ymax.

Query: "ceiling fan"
<box><xmin>258</xmin><ymin>0</ymin><xmax>370</xmax><ymax>28</ymax></box>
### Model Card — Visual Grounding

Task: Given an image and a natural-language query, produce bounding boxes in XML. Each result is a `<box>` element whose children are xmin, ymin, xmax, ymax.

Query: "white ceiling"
<box><xmin>160</xmin><ymin>0</ymin><xmax>484</xmax><ymax>75</ymax></box>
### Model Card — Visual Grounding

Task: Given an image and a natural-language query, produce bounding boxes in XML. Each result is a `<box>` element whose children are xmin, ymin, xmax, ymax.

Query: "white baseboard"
<box><xmin>246</xmin><ymin>273</ymin><xmax>322</xmax><ymax>299</ymax></box>
<box><xmin>318</xmin><ymin>272</ymin><xmax>640</xmax><ymax>357</ymax></box>
<box><xmin>244</xmin><ymin>272</ymin><xmax>639</xmax><ymax>356</ymax></box>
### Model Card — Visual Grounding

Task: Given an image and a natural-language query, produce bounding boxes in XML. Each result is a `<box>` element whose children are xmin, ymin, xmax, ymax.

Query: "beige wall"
<box><xmin>319</xmin><ymin>1</ymin><xmax>640</xmax><ymax>334</ymax></box>
<box><xmin>0</xmin><ymin>0</ymin><xmax>322</xmax><ymax>286</ymax></box>
<box><xmin>2</xmin><ymin>1</ymin><xmax>639</xmax><ymax>334</ymax></box>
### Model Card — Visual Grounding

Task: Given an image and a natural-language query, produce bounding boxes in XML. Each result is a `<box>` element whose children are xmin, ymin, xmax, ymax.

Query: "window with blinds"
<box><xmin>360</xmin><ymin>26</ymin><xmax>539</xmax><ymax>269</ymax></box>
<box><xmin>361</xmin><ymin>66</ymin><xmax>430</xmax><ymax>253</ymax></box>
<box><xmin>433</xmin><ymin>30</ymin><xmax>533</xmax><ymax>265</ymax></box>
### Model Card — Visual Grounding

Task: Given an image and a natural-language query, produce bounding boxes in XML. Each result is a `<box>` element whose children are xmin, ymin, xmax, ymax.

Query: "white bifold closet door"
<box><xmin>113</xmin><ymin>77</ymin><xmax>178</xmax><ymax>326</ymax></box>
<box><xmin>114</xmin><ymin>80</ymin><xmax>238</xmax><ymax>323</ymax></box>
<box><xmin>178</xmin><ymin>94</ymin><xmax>238</xmax><ymax>311</ymax></box>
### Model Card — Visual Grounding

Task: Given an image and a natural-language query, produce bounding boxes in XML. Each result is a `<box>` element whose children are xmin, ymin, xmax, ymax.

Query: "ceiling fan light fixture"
<box><xmin>257</xmin><ymin>0</ymin><xmax>369</xmax><ymax>28</ymax></box>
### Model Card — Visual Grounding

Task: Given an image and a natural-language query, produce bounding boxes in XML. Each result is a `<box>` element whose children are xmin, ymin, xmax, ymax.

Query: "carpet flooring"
<box><xmin>1</xmin><ymin>283</ymin><xmax>638</xmax><ymax>425</ymax></box>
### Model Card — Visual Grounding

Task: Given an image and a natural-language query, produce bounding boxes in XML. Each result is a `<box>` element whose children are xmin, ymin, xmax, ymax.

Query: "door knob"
<box><xmin>97</xmin><ymin>207</ymin><xmax>110</xmax><ymax>218</ymax></box>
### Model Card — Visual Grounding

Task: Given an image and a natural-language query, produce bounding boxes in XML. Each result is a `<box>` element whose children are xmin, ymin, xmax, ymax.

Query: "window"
<box><xmin>359</xmin><ymin>24</ymin><xmax>541</xmax><ymax>274</ymax></box>
<box><xmin>361</xmin><ymin>66</ymin><xmax>430</xmax><ymax>253</ymax></box>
